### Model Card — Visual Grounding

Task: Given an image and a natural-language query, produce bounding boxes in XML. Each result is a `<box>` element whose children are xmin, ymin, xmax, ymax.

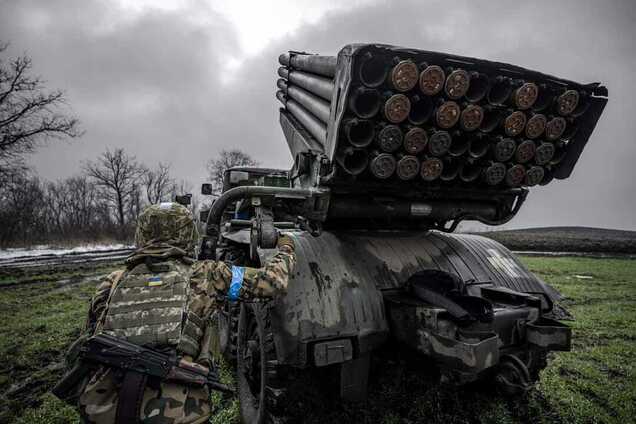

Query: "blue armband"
<box><xmin>228</xmin><ymin>266</ymin><xmax>245</xmax><ymax>301</ymax></box>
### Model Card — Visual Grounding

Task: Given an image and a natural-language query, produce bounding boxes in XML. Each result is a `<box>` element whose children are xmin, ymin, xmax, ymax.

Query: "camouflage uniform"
<box><xmin>73</xmin><ymin>202</ymin><xmax>295</xmax><ymax>424</ymax></box>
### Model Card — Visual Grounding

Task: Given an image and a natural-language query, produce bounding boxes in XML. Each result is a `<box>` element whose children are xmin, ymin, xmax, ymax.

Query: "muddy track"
<box><xmin>1</xmin><ymin>246</ymin><xmax>633</xmax><ymax>272</ymax></box>
<box><xmin>0</xmin><ymin>247</ymin><xmax>134</xmax><ymax>269</ymax></box>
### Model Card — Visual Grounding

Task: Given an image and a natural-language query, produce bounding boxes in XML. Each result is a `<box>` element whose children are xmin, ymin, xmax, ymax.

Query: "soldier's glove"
<box><xmin>276</xmin><ymin>233</ymin><xmax>295</xmax><ymax>251</ymax></box>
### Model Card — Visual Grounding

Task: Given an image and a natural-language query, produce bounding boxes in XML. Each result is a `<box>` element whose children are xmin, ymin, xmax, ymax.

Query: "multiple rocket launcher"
<box><xmin>276</xmin><ymin>45</ymin><xmax>607</xmax><ymax>191</ymax></box>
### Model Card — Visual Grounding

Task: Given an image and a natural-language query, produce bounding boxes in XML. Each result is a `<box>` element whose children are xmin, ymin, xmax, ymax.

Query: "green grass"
<box><xmin>0</xmin><ymin>265</ymin><xmax>115</xmax><ymax>423</ymax></box>
<box><xmin>0</xmin><ymin>257</ymin><xmax>634</xmax><ymax>423</ymax></box>
<box><xmin>522</xmin><ymin>257</ymin><xmax>636</xmax><ymax>423</ymax></box>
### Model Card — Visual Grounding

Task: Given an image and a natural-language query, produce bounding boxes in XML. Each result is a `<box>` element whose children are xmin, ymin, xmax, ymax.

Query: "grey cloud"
<box><xmin>1</xmin><ymin>0</ymin><xmax>240</xmax><ymax>183</ymax></box>
<box><xmin>1</xmin><ymin>0</ymin><xmax>635</xmax><ymax>229</ymax></box>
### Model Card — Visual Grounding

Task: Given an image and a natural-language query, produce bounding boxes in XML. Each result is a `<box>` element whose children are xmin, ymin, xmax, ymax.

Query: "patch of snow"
<box><xmin>0</xmin><ymin>244</ymin><xmax>134</xmax><ymax>260</ymax></box>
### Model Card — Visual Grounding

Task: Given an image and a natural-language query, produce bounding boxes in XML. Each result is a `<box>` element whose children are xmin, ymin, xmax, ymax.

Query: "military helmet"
<box><xmin>135</xmin><ymin>202</ymin><xmax>198</xmax><ymax>252</ymax></box>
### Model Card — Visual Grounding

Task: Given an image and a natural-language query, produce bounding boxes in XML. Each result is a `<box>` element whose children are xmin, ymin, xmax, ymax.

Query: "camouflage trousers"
<box><xmin>79</xmin><ymin>367</ymin><xmax>210</xmax><ymax>424</ymax></box>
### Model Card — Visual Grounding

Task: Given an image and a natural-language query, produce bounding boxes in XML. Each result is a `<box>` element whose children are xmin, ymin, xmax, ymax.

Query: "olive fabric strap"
<box><xmin>115</xmin><ymin>370</ymin><xmax>147</xmax><ymax>424</ymax></box>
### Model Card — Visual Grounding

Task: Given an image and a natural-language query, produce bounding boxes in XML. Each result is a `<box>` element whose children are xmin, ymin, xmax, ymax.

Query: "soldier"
<box><xmin>59</xmin><ymin>202</ymin><xmax>295</xmax><ymax>424</ymax></box>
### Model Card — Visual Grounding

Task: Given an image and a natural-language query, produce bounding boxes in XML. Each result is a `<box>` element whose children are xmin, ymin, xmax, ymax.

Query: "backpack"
<box><xmin>98</xmin><ymin>259</ymin><xmax>206</xmax><ymax>358</ymax></box>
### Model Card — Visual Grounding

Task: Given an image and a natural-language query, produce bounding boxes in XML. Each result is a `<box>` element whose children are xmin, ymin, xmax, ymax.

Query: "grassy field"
<box><xmin>0</xmin><ymin>257</ymin><xmax>634</xmax><ymax>423</ymax></box>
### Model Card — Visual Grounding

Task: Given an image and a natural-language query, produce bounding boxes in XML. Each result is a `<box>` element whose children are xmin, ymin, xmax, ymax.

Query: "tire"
<box><xmin>237</xmin><ymin>302</ymin><xmax>288</xmax><ymax>424</ymax></box>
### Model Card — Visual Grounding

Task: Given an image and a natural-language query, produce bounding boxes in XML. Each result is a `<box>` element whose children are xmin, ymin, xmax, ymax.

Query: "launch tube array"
<box><xmin>277</xmin><ymin>45</ymin><xmax>606</xmax><ymax>189</ymax></box>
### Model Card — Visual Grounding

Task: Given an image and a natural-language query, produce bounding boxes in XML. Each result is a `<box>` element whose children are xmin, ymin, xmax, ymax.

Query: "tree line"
<box><xmin>1</xmin><ymin>149</ymin><xmax>181</xmax><ymax>246</ymax></box>
<box><xmin>0</xmin><ymin>42</ymin><xmax>258</xmax><ymax>248</ymax></box>
<box><xmin>1</xmin><ymin>147</ymin><xmax>258</xmax><ymax>247</ymax></box>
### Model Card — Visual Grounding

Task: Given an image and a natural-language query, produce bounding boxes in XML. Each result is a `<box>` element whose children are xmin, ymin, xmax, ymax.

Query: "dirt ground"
<box><xmin>0</xmin><ymin>256</ymin><xmax>634</xmax><ymax>423</ymax></box>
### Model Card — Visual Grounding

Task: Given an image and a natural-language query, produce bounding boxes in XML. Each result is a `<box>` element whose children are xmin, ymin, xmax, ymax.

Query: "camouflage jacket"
<box><xmin>77</xmin><ymin>236</ymin><xmax>296</xmax><ymax>424</ymax></box>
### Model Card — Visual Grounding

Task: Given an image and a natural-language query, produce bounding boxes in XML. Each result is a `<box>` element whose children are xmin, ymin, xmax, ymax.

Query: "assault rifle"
<box><xmin>52</xmin><ymin>333</ymin><xmax>233</xmax><ymax>400</ymax></box>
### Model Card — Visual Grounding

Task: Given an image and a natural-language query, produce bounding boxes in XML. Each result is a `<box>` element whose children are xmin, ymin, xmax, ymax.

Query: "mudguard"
<box><xmin>267</xmin><ymin>230</ymin><xmax>562</xmax><ymax>367</ymax></box>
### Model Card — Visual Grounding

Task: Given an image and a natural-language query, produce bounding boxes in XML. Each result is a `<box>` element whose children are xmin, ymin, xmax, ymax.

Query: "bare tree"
<box><xmin>142</xmin><ymin>162</ymin><xmax>174</xmax><ymax>204</ymax></box>
<box><xmin>44</xmin><ymin>179</ymin><xmax>70</xmax><ymax>236</ymax></box>
<box><xmin>65</xmin><ymin>176</ymin><xmax>98</xmax><ymax>230</ymax></box>
<box><xmin>43</xmin><ymin>176</ymin><xmax>100</xmax><ymax>239</ymax></box>
<box><xmin>0</xmin><ymin>42</ymin><xmax>81</xmax><ymax>181</ymax></box>
<box><xmin>206</xmin><ymin>149</ymin><xmax>258</xmax><ymax>194</ymax></box>
<box><xmin>0</xmin><ymin>172</ymin><xmax>46</xmax><ymax>246</ymax></box>
<box><xmin>84</xmin><ymin>148</ymin><xmax>144</xmax><ymax>230</ymax></box>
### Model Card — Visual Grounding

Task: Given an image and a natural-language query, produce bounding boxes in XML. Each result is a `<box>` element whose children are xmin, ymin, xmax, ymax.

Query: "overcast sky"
<box><xmin>1</xmin><ymin>0</ymin><xmax>635</xmax><ymax>230</ymax></box>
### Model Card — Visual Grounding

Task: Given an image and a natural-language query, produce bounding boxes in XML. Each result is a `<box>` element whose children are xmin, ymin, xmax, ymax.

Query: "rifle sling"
<box><xmin>116</xmin><ymin>370</ymin><xmax>147</xmax><ymax>424</ymax></box>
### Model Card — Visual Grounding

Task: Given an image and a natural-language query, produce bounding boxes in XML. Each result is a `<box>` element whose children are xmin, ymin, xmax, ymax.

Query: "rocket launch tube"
<box><xmin>278</xmin><ymin>67</ymin><xmax>334</xmax><ymax>101</ymax></box>
<box><xmin>276</xmin><ymin>91</ymin><xmax>327</xmax><ymax>144</ymax></box>
<box><xmin>279</xmin><ymin>53</ymin><xmax>337</xmax><ymax>78</ymax></box>
<box><xmin>277</xmin><ymin>79</ymin><xmax>331</xmax><ymax>123</ymax></box>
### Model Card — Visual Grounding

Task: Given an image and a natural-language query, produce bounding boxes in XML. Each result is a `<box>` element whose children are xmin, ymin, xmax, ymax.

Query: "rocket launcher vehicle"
<box><xmin>197</xmin><ymin>45</ymin><xmax>607</xmax><ymax>417</ymax></box>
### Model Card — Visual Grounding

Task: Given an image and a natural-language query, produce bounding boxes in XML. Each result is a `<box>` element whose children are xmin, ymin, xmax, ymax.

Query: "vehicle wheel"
<box><xmin>494</xmin><ymin>354</ymin><xmax>532</xmax><ymax>396</ymax></box>
<box><xmin>527</xmin><ymin>350</ymin><xmax>548</xmax><ymax>381</ymax></box>
<box><xmin>237</xmin><ymin>302</ymin><xmax>288</xmax><ymax>424</ymax></box>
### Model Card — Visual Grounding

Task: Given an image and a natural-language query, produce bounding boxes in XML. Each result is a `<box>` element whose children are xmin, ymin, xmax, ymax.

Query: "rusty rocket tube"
<box><xmin>428</xmin><ymin>130</ymin><xmax>452</xmax><ymax>156</ymax></box>
<box><xmin>349</xmin><ymin>87</ymin><xmax>382</xmax><ymax>118</ymax></box>
<box><xmin>460</xmin><ymin>104</ymin><xmax>485</xmax><ymax>132</ymax></box>
<box><xmin>524</xmin><ymin>165</ymin><xmax>545</xmax><ymax>187</ymax></box>
<box><xmin>556</xmin><ymin>89</ymin><xmax>580</xmax><ymax>116</ymax></box>
<box><xmin>278</xmin><ymin>53</ymin><xmax>337</xmax><ymax>78</ymax></box>
<box><xmin>419</xmin><ymin>65</ymin><xmax>446</xmax><ymax>96</ymax></box>
<box><xmin>389</xmin><ymin>60</ymin><xmax>419</xmax><ymax>92</ymax></box>
<box><xmin>384</xmin><ymin>93</ymin><xmax>411</xmax><ymax>123</ymax></box>
<box><xmin>503</xmin><ymin>110</ymin><xmax>527</xmax><ymax>137</ymax></box>
<box><xmin>336</xmin><ymin>146</ymin><xmax>369</xmax><ymax>176</ymax></box>
<box><xmin>377</xmin><ymin>124</ymin><xmax>403</xmax><ymax>152</ymax></box>
<box><xmin>515</xmin><ymin>139</ymin><xmax>537</xmax><ymax>164</ymax></box>
<box><xmin>512</xmin><ymin>82</ymin><xmax>539</xmax><ymax>110</ymax></box>
<box><xmin>420</xmin><ymin>157</ymin><xmax>444</xmax><ymax>181</ymax></box>
<box><xmin>492</xmin><ymin>136</ymin><xmax>516</xmax><ymax>162</ymax></box>
<box><xmin>403</xmin><ymin>127</ymin><xmax>428</xmax><ymax>154</ymax></box>
<box><xmin>545</xmin><ymin>116</ymin><xmax>567</xmax><ymax>141</ymax></box>
<box><xmin>369</xmin><ymin>152</ymin><xmax>397</xmax><ymax>179</ymax></box>
<box><xmin>276</xmin><ymin>91</ymin><xmax>327</xmax><ymax>144</ymax></box>
<box><xmin>534</xmin><ymin>142</ymin><xmax>555</xmax><ymax>166</ymax></box>
<box><xmin>277</xmin><ymin>79</ymin><xmax>330</xmax><ymax>123</ymax></box>
<box><xmin>505</xmin><ymin>164</ymin><xmax>526</xmax><ymax>187</ymax></box>
<box><xmin>483</xmin><ymin>162</ymin><xmax>506</xmax><ymax>186</ymax></box>
<box><xmin>396</xmin><ymin>154</ymin><xmax>421</xmax><ymax>180</ymax></box>
<box><xmin>344</xmin><ymin>119</ymin><xmax>375</xmax><ymax>148</ymax></box>
<box><xmin>525</xmin><ymin>113</ymin><xmax>547</xmax><ymax>139</ymax></box>
<box><xmin>278</xmin><ymin>67</ymin><xmax>334</xmax><ymax>101</ymax></box>
<box><xmin>444</xmin><ymin>69</ymin><xmax>470</xmax><ymax>100</ymax></box>
<box><xmin>435</xmin><ymin>101</ymin><xmax>461</xmax><ymax>129</ymax></box>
